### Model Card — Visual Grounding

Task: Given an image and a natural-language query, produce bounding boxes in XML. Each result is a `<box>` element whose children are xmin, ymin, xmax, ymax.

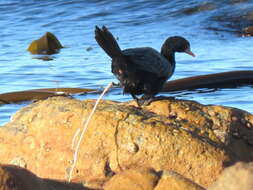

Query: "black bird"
<box><xmin>95</xmin><ymin>26</ymin><xmax>195</xmax><ymax>106</ymax></box>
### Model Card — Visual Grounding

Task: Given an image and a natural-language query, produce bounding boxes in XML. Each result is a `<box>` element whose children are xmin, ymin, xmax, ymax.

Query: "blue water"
<box><xmin>1</xmin><ymin>0</ymin><xmax>253</xmax><ymax>125</ymax></box>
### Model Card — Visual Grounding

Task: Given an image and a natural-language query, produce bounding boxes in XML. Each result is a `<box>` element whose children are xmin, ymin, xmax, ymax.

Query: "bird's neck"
<box><xmin>161</xmin><ymin>49</ymin><xmax>176</xmax><ymax>75</ymax></box>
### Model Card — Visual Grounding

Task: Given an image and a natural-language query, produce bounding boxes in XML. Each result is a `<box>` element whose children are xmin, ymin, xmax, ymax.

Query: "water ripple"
<box><xmin>1</xmin><ymin>0</ymin><xmax>253</xmax><ymax>124</ymax></box>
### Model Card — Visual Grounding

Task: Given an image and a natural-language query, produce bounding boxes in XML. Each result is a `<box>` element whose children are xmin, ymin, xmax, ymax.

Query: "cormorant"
<box><xmin>95</xmin><ymin>26</ymin><xmax>195</xmax><ymax>106</ymax></box>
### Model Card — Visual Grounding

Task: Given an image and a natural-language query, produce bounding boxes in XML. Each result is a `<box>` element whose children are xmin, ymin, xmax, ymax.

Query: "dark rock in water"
<box><xmin>203</xmin><ymin>2</ymin><xmax>253</xmax><ymax>35</ymax></box>
<box><xmin>182</xmin><ymin>3</ymin><xmax>215</xmax><ymax>15</ymax></box>
<box><xmin>86</xmin><ymin>46</ymin><xmax>93</xmax><ymax>51</ymax></box>
<box><xmin>27</xmin><ymin>32</ymin><xmax>63</xmax><ymax>55</ymax></box>
<box><xmin>245</xmin><ymin>11</ymin><xmax>253</xmax><ymax>21</ymax></box>
<box><xmin>242</xmin><ymin>26</ymin><xmax>253</xmax><ymax>36</ymax></box>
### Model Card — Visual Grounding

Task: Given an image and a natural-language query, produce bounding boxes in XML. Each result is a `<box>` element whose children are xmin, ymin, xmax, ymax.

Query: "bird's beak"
<box><xmin>185</xmin><ymin>49</ymin><xmax>195</xmax><ymax>57</ymax></box>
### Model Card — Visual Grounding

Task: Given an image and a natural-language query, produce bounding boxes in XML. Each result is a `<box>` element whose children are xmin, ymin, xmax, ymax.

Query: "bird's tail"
<box><xmin>95</xmin><ymin>26</ymin><xmax>123</xmax><ymax>58</ymax></box>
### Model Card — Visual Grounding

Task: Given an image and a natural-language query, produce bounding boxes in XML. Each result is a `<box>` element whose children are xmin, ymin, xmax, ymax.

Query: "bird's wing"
<box><xmin>122</xmin><ymin>47</ymin><xmax>170</xmax><ymax>77</ymax></box>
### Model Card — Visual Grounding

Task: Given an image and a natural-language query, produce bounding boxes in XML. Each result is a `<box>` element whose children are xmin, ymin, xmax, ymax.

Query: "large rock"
<box><xmin>0</xmin><ymin>97</ymin><xmax>252</xmax><ymax>189</ymax></box>
<box><xmin>155</xmin><ymin>170</ymin><xmax>205</xmax><ymax>190</ymax></box>
<box><xmin>103</xmin><ymin>168</ymin><xmax>205</xmax><ymax>190</ymax></box>
<box><xmin>103</xmin><ymin>167</ymin><xmax>159</xmax><ymax>190</ymax></box>
<box><xmin>208</xmin><ymin>162</ymin><xmax>253</xmax><ymax>190</ymax></box>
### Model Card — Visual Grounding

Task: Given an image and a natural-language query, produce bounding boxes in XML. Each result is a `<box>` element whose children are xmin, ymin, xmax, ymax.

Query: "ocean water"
<box><xmin>1</xmin><ymin>0</ymin><xmax>253</xmax><ymax>125</ymax></box>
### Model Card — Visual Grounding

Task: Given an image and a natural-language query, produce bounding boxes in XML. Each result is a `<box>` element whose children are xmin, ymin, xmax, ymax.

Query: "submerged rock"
<box><xmin>0</xmin><ymin>97</ymin><xmax>253</xmax><ymax>189</ymax></box>
<box><xmin>27</xmin><ymin>32</ymin><xmax>63</xmax><ymax>55</ymax></box>
<box><xmin>242</xmin><ymin>26</ymin><xmax>253</xmax><ymax>36</ymax></box>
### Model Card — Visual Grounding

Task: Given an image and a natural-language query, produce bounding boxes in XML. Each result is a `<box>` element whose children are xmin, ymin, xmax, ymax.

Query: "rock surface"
<box><xmin>208</xmin><ymin>162</ymin><xmax>253</xmax><ymax>190</ymax></box>
<box><xmin>155</xmin><ymin>170</ymin><xmax>205</xmax><ymax>190</ymax></box>
<box><xmin>142</xmin><ymin>98</ymin><xmax>253</xmax><ymax>161</ymax></box>
<box><xmin>0</xmin><ymin>164</ymin><xmax>87</xmax><ymax>190</ymax></box>
<box><xmin>103</xmin><ymin>168</ymin><xmax>159</xmax><ymax>190</ymax></box>
<box><xmin>0</xmin><ymin>97</ymin><xmax>253</xmax><ymax>189</ymax></box>
<box><xmin>104</xmin><ymin>168</ymin><xmax>205</xmax><ymax>190</ymax></box>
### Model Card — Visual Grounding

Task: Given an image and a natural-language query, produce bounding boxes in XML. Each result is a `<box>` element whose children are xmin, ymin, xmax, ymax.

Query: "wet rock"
<box><xmin>0</xmin><ymin>97</ymin><xmax>253</xmax><ymax>189</ymax></box>
<box><xmin>242</xmin><ymin>26</ymin><xmax>253</xmax><ymax>36</ymax></box>
<box><xmin>27</xmin><ymin>32</ymin><xmax>63</xmax><ymax>55</ymax></box>
<box><xmin>208</xmin><ymin>162</ymin><xmax>253</xmax><ymax>190</ymax></box>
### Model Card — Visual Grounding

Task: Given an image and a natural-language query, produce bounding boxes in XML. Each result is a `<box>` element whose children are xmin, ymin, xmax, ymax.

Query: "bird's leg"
<box><xmin>131</xmin><ymin>94</ymin><xmax>154</xmax><ymax>107</ymax></box>
<box><xmin>140</xmin><ymin>94</ymin><xmax>154</xmax><ymax>106</ymax></box>
<box><xmin>131</xmin><ymin>93</ymin><xmax>141</xmax><ymax>106</ymax></box>
<box><xmin>112</xmin><ymin>82</ymin><xmax>120</xmax><ymax>87</ymax></box>
<box><xmin>131</xmin><ymin>93</ymin><xmax>137</xmax><ymax>100</ymax></box>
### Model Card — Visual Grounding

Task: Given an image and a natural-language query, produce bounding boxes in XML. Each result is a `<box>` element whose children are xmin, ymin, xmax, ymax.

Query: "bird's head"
<box><xmin>162</xmin><ymin>36</ymin><xmax>195</xmax><ymax>57</ymax></box>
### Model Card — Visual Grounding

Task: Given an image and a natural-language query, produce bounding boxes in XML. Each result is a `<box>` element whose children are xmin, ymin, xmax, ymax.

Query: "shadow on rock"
<box><xmin>0</xmin><ymin>164</ymin><xmax>89</xmax><ymax>190</ymax></box>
